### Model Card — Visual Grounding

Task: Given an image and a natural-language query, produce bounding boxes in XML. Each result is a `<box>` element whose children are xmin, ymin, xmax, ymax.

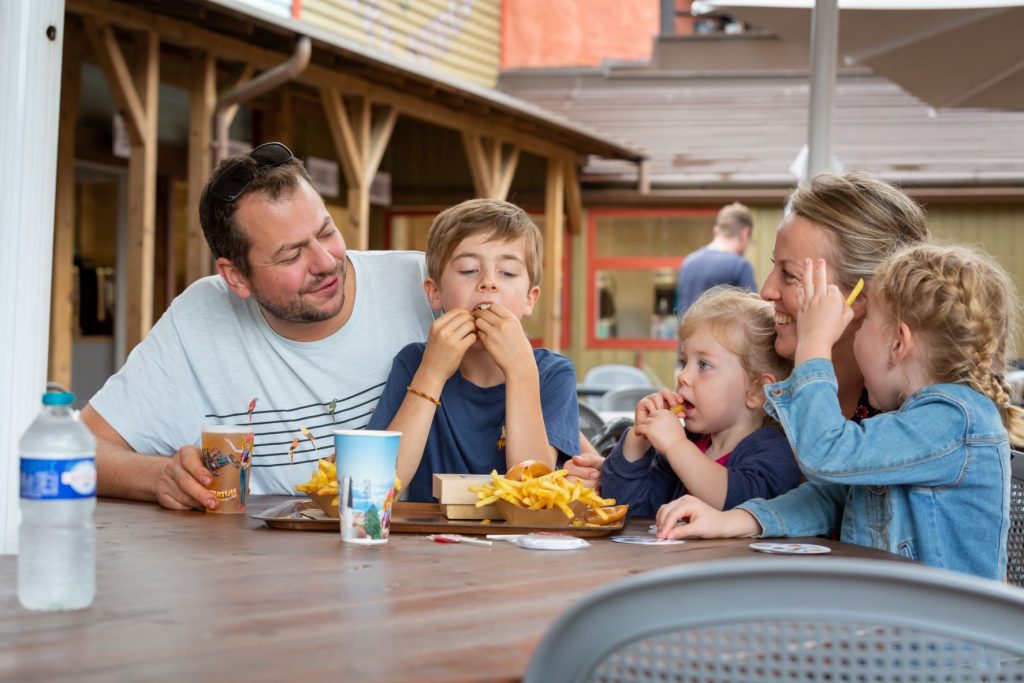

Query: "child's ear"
<box><xmin>890</xmin><ymin>321</ymin><xmax>915</xmax><ymax>365</ymax></box>
<box><xmin>523</xmin><ymin>285</ymin><xmax>541</xmax><ymax>316</ymax></box>
<box><xmin>745</xmin><ymin>372</ymin><xmax>777</xmax><ymax>410</ymax></box>
<box><xmin>423</xmin><ymin>278</ymin><xmax>442</xmax><ymax>311</ymax></box>
<box><xmin>217</xmin><ymin>257</ymin><xmax>252</xmax><ymax>300</ymax></box>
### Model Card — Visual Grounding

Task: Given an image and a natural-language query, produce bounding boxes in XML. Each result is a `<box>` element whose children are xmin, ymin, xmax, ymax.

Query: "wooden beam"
<box><xmin>48</xmin><ymin>35</ymin><xmax>82</xmax><ymax>391</ymax></box>
<box><xmin>365</xmin><ymin>106</ymin><xmax>397</xmax><ymax>181</ymax></box>
<box><xmin>320</xmin><ymin>86</ymin><xmax>363</xmax><ymax>189</ymax></box>
<box><xmin>67</xmin><ymin>0</ymin><xmax>607</xmax><ymax>163</ymax></box>
<box><xmin>186</xmin><ymin>51</ymin><xmax>215</xmax><ymax>284</ymax></box>
<box><xmin>543</xmin><ymin>156</ymin><xmax>565</xmax><ymax>351</ymax></box>
<box><xmin>461</xmin><ymin>133</ymin><xmax>519</xmax><ymax>200</ymax></box>
<box><xmin>82</xmin><ymin>17</ymin><xmax>146</xmax><ymax>146</ymax></box>
<box><xmin>564</xmin><ymin>158</ymin><xmax>583</xmax><ymax>236</ymax></box>
<box><xmin>123</xmin><ymin>30</ymin><xmax>159</xmax><ymax>353</ymax></box>
<box><xmin>494</xmin><ymin>144</ymin><xmax>520</xmax><ymax>202</ymax></box>
<box><xmin>461</xmin><ymin>131</ymin><xmax>491</xmax><ymax>198</ymax></box>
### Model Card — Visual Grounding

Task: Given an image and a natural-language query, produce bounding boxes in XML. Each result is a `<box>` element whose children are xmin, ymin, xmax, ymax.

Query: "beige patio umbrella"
<box><xmin>694</xmin><ymin>0</ymin><xmax>1024</xmax><ymax>111</ymax></box>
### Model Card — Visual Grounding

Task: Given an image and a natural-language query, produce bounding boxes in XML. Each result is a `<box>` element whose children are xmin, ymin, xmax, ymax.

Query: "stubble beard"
<box><xmin>251</xmin><ymin>261</ymin><xmax>347</xmax><ymax>325</ymax></box>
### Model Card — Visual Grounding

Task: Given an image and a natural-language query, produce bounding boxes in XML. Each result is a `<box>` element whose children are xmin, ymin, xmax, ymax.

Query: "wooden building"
<box><xmin>54</xmin><ymin>0</ymin><xmax>645</xmax><ymax>402</ymax></box>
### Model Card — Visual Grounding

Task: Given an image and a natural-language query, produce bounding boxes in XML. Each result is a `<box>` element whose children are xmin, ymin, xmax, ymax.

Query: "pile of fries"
<box><xmin>296</xmin><ymin>458</ymin><xmax>339</xmax><ymax>506</ymax></box>
<box><xmin>296</xmin><ymin>457</ymin><xmax>403</xmax><ymax>508</ymax></box>
<box><xmin>468</xmin><ymin>468</ymin><xmax>621</xmax><ymax>524</ymax></box>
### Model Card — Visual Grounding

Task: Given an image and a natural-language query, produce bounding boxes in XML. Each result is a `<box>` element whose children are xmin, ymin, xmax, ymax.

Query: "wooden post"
<box><xmin>320</xmin><ymin>87</ymin><xmax>396</xmax><ymax>251</ymax></box>
<box><xmin>84</xmin><ymin>19</ymin><xmax>159</xmax><ymax>352</ymax></box>
<box><xmin>185</xmin><ymin>51</ymin><xmax>215</xmax><ymax>284</ymax></box>
<box><xmin>125</xmin><ymin>30</ymin><xmax>159</xmax><ymax>352</ymax></box>
<box><xmin>49</xmin><ymin>34</ymin><xmax>81</xmax><ymax>390</ymax></box>
<box><xmin>543</xmin><ymin>156</ymin><xmax>565</xmax><ymax>351</ymax></box>
<box><xmin>564</xmin><ymin>158</ymin><xmax>583</xmax><ymax>236</ymax></box>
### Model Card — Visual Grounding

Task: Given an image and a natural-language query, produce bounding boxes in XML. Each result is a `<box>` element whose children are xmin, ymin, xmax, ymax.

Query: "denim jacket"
<box><xmin>739</xmin><ymin>358</ymin><xmax>1010</xmax><ymax>580</ymax></box>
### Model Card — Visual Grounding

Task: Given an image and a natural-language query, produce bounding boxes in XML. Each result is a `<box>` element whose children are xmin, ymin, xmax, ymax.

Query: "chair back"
<box><xmin>1010</xmin><ymin>448</ymin><xmax>1024</xmax><ymax>586</ymax></box>
<box><xmin>578</xmin><ymin>402</ymin><xmax>604</xmax><ymax>442</ymax></box>
<box><xmin>598</xmin><ymin>386</ymin><xmax>655</xmax><ymax>412</ymax></box>
<box><xmin>523</xmin><ymin>557</ymin><xmax>1024</xmax><ymax>683</ymax></box>
<box><xmin>582</xmin><ymin>364</ymin><xmax>652</xmax><ymax>391</ymax></box>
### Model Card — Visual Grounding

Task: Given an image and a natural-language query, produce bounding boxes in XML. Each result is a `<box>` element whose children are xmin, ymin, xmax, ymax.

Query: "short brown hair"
<box><xmin>715</xmin><ymin>202</ymin><xmax>753</xmax><ymax>238</ymax></box>
<box><xmin>425</xmin><ymin>199</ymin><xmax>543</xmax><ymax>287</ymax></box>
<box><xmin>786</xmin><ymin>172</ymin><xmax>929</xmax><ymax>290</ymax></box>
<box><xmin>198</xmin><ymin>151</ymin><xmax>314</xmax><ymax>276</ymax></box>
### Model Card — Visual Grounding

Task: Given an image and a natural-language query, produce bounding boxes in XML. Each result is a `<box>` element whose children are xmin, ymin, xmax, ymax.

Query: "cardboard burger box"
<box><xmin>431</xmin><ymin>473</ymin><xmax>501</xmax><ymax>520</ymax></box>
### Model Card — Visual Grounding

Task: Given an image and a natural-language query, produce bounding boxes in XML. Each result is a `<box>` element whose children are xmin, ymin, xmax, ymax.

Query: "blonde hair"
<box><xmin>786</xmin><ymin>172</ymin><xmax>930</xmax><ymax>290</ymax></box>
<box><xmin>716</xmin><ymin>202</ymin><xmax>753</xmax><ymax>238</ymax></box>
<box><xmin>679</xmin><ymin>286</ymin><xmax>793</xmax><ymax>391</ymax></box>
<box><xmin>873</xmin><ymin>243</ymin><xmax>1024</xmax><ymax>444</ymax></box>
<box><xmin>426</xmin><ymin>199</ymin><xmax>543</xmax><ymax>287</ymax></box>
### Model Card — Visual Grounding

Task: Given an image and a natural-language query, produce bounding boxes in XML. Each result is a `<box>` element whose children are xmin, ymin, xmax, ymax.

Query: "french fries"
<box><xmin>296</xmin><ymin>457</ymin><xmax>339</xmax><ymax>504</ymax></box>
<box><xmin>468</xmin><ymin>468</ymin><xmax>619</xmax><ymax>522</ymax></box>
<box><xmin>296</xmin><ymin>457</ymin><xmax>402</xmax><ymax>508</ymax></box>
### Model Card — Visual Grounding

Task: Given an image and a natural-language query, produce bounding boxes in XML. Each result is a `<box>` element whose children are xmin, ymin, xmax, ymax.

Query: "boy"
<box><xmin>367</xmin><ymin>199</ymin><xmax>580</xmax><ymax>502</ymax></box>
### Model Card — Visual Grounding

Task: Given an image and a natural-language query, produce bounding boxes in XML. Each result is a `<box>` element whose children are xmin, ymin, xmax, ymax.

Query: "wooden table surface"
<box><xmin>0</xmin><ymin>497</ymin><xmax>902</xmax><ymax>683</ymax></box>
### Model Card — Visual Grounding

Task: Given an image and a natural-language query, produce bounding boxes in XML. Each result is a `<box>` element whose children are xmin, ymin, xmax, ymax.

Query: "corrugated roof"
<box><xmin>498</xmin><ymin>37</ymin><xmax>1024</xmax><ymax>189</ymax></box>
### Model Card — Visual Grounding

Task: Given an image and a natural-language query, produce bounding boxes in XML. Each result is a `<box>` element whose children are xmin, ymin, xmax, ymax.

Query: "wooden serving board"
<box><xmin>254</xmin><ymin>500</ymin><xmax>624</xmax><ymax>537</ymax></box>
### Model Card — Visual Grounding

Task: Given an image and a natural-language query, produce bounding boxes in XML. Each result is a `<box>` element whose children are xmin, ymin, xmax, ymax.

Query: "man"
<box><xmin>81</xmin><ymin>142</ymin><xmax>435</xmax><ymax>510</ymax></box>
<box><xmin>675</xmin><ymin>202</ymin><xmax>757</xmax><ymax>315</ymax></box>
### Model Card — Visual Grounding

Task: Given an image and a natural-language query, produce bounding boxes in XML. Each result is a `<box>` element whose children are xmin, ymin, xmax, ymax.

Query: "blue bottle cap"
<box><xmin>41</xmin><ymin>392</ymin><xmax>75</xmax><ymax>405</ymax></box>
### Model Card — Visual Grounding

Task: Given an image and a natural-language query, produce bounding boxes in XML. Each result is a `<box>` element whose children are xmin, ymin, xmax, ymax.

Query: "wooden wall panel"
<box><xmin>301</xmin><ymin>0</ymin><xmax>500</xmax><ymax>86</ymax></box>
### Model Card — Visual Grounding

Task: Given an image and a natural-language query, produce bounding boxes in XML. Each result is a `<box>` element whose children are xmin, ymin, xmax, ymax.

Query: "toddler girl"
<box><xmin>601</xmin><ymin>287</ymin><xmax>800</xmax><ymax>517</ymax></box>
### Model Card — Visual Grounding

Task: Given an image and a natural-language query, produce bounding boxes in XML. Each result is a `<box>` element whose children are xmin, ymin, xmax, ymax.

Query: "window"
<box><xmin>587</xmin><ymin>208</ymin><xmax>717</xmax><ymax>349</ymax></box>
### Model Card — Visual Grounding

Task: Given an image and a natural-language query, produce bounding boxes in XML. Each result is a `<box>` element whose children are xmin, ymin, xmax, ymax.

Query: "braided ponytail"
<box><xmin>872</xmin><ymin>243</ymin><xmax>1024</xmax><ymax>445</ymax></box>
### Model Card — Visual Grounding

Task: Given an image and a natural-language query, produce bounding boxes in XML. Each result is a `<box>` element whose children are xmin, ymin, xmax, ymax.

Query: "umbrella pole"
<box><xmin>807</xmin><ymin>0</ymin><xmax>839</xmax><ymax>178</ymax></box>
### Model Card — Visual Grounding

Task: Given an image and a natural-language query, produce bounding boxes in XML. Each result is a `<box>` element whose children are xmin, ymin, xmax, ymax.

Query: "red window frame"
<box><xmin>586</xmin><ymin>206</ymin><xmax>717</xmax><ymax>350</ymax></box>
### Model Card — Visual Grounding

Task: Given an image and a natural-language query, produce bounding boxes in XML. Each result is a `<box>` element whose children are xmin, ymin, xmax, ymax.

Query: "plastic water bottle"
<box><xmin>18</xmin><ymin>391</ymin><xmax>97</xmax><ymax>610</ymax></box>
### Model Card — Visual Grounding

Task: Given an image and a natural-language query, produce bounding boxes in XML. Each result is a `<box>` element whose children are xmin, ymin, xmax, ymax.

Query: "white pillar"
<box><xmin>0</xmin><ymin>0</ymin><xmax>66</xmax><ymax>554</ymax></box>
<box><xmin>806</xmin><ymin>0</ymin><xmax>839</xmax><ymax>178</ymax></box>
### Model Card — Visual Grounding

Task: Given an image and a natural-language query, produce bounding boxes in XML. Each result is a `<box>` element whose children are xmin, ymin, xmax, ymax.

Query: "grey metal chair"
<box><xmin>1009</xmin><ymin>448</ymin><xmax>1024</xmax><ymax>587</ymax></box>
<box><xmin>597</xmin><ymin>386</ymin><xmax>656</xmax><ymax>412</ymax></box>
<box><xmin>582</xmin><ymin>364</ymin><xmax>652</xmax><ymax>389</ymax></box>
<box><xmin>523</xmin><ymin>557</ymin><xmax>1024</xmax><ymax>683</ymax></box>
<box><xmin>578</xmin><ymin>402</ymin><xmax>605</xmax><ymax>442</ymax></box>
<box><xmin>579</xmin><ymin>365</ymin><xmax>654</xmax><ymax>408</ymax></box>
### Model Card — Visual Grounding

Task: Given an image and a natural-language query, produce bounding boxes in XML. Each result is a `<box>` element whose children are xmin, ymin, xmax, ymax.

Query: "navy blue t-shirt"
<box><xmin>676</xmin><ymin>247</ymin><xmax>757</xmax><ymax>315</ymax></box>
<box><xmin>367</xmin><ymin>343</ymin><xmax>580</xmax><ymax>502</ymax></box>
<box><xmin>600</xmin><ymin>425</ymin><xmax>800</xmax><ymax>518</ymax></box>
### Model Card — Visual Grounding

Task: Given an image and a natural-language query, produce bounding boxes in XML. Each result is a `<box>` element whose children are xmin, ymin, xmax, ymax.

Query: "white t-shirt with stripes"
<box><xmin>90</xmin><ymin>250</ymin><xmax>433</xmax><ymax>495</ymax></box>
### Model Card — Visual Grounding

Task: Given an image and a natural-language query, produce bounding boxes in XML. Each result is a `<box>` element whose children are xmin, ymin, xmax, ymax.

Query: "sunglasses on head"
<box><xmin>208</xmin><ymin>142</ymin><xmax>294</xmax><ymax>202</ymax></box>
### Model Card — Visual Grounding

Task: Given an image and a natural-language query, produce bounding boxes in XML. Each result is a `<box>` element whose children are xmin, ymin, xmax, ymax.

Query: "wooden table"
<box><xmin>0</xmin><ymin>497</ymin><xmax>902</xmax><ymax>682</ymax></box>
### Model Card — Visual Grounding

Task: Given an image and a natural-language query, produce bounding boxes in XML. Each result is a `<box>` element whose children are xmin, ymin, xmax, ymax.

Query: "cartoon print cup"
<box><xmin>201</xmin><ymin>425</ymin><xmax>254</xmax><ymax>514</ymax></box>
<box><xmin>335</xmin><ymin>430</ymin><xmax>400</xmax><ymax>544</ymax></box>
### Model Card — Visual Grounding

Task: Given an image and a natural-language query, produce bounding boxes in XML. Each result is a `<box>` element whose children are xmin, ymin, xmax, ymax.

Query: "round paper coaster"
<box><xmin>612</xmin><ymin>536</ymin><xmax>685</xmax><ymax>545</ymax></box>
<box><xmin>749</xmin><ymin>542</ymin><xmax>831</xmax><ymax>555</ymax></box>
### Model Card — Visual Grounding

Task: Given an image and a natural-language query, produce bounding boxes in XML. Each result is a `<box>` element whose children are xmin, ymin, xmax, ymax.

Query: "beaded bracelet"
<box><xmin>406</xmin><ymin>385</ymin><xmax>441</xmax><ymax>407</ymax></box>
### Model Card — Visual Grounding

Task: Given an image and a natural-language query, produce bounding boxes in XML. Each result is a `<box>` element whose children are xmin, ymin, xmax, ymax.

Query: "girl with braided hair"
<box><xmin>654</xmin><ymin>243</ymin><xmax>1020</xmax><ymax>580</ymax></box>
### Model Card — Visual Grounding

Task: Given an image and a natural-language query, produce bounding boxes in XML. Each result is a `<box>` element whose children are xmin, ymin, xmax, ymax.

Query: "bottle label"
<box><xmin>20</xmin><ymin>457</ymin><xmax>97</xmax><ymax>500</ymax></box>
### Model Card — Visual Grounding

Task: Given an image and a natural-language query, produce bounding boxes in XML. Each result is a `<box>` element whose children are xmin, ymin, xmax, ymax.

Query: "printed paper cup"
<box><xmin>334</xmin><ymin>430</ymin><xmax>400</xmax><ymax>545</ymax></box>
